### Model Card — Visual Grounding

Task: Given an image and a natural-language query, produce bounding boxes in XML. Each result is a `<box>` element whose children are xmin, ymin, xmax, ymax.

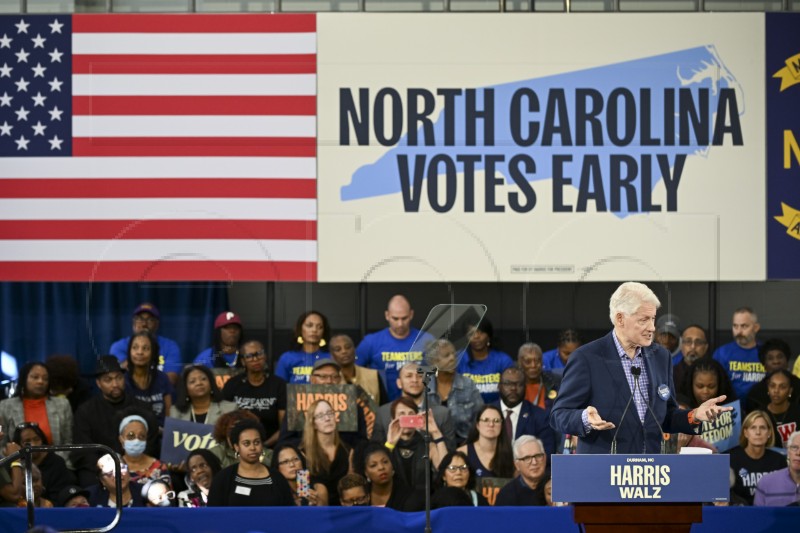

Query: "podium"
<box><xmin>552</xmin><ymin>454</ymin><xmax>730</xmax><ymax>533</ymax></box>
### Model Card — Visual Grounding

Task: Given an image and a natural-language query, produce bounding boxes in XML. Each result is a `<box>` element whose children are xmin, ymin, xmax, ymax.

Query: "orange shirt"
<box><xmin>23</xmin><ymin>398</ymin><xmax>53</xmax><ymax>444</ymax></box>
<box><xmin>525</xmin><ymin>382</ymin><xmax>547</xmax><ymax>410</ymax></box>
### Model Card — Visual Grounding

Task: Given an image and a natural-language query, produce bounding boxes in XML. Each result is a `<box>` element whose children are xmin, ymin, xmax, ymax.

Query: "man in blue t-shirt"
<box><xmin>108</xmin><ymin>302</ymin><xmax>182</xmax><ymax>384</ymax></box>
<box><xmin>713</xmin><ymin>307</ymin><xmax>765</xmax><ymax>399</ymax></box>
<box><xmin>356</xmin><ymin>295</ymin><xmax>426</xmax><ymax>401</ymax></box>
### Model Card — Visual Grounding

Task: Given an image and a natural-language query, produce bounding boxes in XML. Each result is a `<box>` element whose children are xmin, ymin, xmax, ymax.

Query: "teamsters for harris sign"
<box><xmin>317</xmin><ymin>14</ymin><xmax>765</xmax><ymax>282</ymax></box>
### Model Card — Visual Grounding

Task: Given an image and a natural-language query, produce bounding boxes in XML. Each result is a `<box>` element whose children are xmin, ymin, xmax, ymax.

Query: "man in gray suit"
<box><xmin>371</xmin><ymin>362</ymin><xmax>458</xmax><ymax>450</ymax></box>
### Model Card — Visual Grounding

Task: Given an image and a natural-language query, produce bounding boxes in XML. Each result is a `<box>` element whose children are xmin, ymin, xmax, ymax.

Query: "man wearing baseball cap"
<box><xmin>108</xmin><ymin>302</ymin><xmax>182</xmax><ymax>383</ymax></box>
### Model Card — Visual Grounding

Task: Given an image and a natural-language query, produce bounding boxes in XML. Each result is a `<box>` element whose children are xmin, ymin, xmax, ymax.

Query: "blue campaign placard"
<box><xmin>552</xmin><ymin>454</ymin><xmax>730</xmax><ymax>503</ymax></box>
<box><xmin>160</xmin><ymin>417</ymin><xmax>216</xmax><ymax>465</ymax></box>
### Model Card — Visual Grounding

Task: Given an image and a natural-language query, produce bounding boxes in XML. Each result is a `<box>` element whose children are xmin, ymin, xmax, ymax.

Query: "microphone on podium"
<box><xmin>610</xmin><ymin>366</ymin><xmax>641</xmax><ymax>454</ymax></box>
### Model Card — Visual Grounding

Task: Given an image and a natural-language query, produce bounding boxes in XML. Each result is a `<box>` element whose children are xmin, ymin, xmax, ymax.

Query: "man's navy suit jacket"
<box><xmin>550</xmin><ymin>331</ymin><xmax>695</xmax><ymax>454</ymax></box>
<box><xmin>492</xmin><ymin>400</ymin><xmax>555</xmax><ymax>455</ymax></box>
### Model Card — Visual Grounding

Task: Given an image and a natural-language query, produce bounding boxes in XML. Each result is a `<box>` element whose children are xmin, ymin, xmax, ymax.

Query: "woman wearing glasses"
<box><xmin>223</xmin><ymin>340</ymin><xmax>287</xmax><ymax>448</ymax></box>
<box><xmin>434</xmin><ymin>451</ymin><xmax>489</xmax><ymax>506</ymax></box>
<box><xmin>271</xmin><ymin>442</ymin><xmax>328</xmax><ymax>506</ymax></box>
<box><xmin>456</xmin><ymin>405</ymin><xmax>514</xmax><ymax>479</ymax></box>
<box><xmin>0</xmin><ymin>362</ymin><xmax>73</xmax><ymax>452</ymax></box>
<box><xmin>116</xmin><ymin>411</ymin><xmax>170</xmax><ymax>487</ymax></box>
<box><xmin>300</xmin><ymin>399</ymin><xmax>350</xmax><ymax>505</ymax></box>
<box><xmin>170</xmin><ymin>365</ymin><xmax>237</xmax><ymax>427</ymax></box>
<box><xmin>495</xmin><ymin>435</ymin><xmax>547</xmax><ymax>506</ymax></box>
<box><xmin>207</xmin><ymin>419</ymin><xmax>293</xmax><ymax>507</ymax></box>
<box><xmin>384</xmin><ymin>397</ymin><xmax>448</xmax><ymax>489</ymax></box>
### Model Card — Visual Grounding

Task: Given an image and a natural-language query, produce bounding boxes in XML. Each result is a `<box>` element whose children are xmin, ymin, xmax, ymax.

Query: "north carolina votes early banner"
<box><xmin>0</xmin><ymin>14</ymin><xmax>317</xmax><ymax>282</ymax></box>
<box><xmin>3</xmin><ymin>13</ymin><xmax>793</xmax><ymax>283</ymax></box>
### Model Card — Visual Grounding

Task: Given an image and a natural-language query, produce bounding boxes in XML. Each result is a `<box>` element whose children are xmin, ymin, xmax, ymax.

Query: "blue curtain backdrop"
<box><xmin>0</xmin><ymin>282</ymin><xmax>229</xmax><ymax>375</ymax></box>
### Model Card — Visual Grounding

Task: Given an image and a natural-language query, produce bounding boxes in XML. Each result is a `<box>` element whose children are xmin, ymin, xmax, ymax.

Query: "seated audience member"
<box><xmin>72</xmin><ymin>356</ymin><xmax>159</xmax><ymax>487</ymax></box>
<box><xmin>278</xmin><ymin>359</ymin><xmax>369</xmax><ymax>448</ymax></box>
<box><xmin>655</xmin><ymin>314</ymin><xmax>682</xmax><ymax>360</ymax></box>
<box><xmin>330</xmin><ymin>334</ymin><xmax>387</xmax><ymax>405</ymax></box>
<box><xmin>354</xmin><ymin>442</ymin><xmax>411</xmax><ymax>510</ymax></box>
<box><xmin>337</xmin><ymin>473</ymin><xmax>370</xmax><ymax>507</ymax></box>
<box><xmin>747</xmin><ymin>339</ymin><xmax>800</xmax><ymax>413</ymax></box>
<box><xmin>541</xmin><ymin>329</ymin><xmax>582</xmax><ymax>375</ymax></box>
<box><xmin>426</xmin><ymin>339</ymin><xmax>484</xmax><ymax>444</ymax></box>
<box><xmin>494</xmin><ymin>367</ymin><xmax>555</xmax><ymax>454</ymax></box>
<box><xmin>457</xmin><ymin>405</ymin><xmax>515</xmax><ymax>480</ymax></box>
<box><xmin>57</xmin><ymin>485</ymin><xmax>91</xmax><ymax>508</ymax></box>
<box><xmin>194</xmin><ymin>311</ymin><xmax>245</xmax><ymax>374</ymax></box>
<box><xmin>518</xmin><ymin>343</ymin><xmax>560</xmax><ymax>413</ymax></box>
<box><xmin>754</xmin><ymin>431</ymin><xmax>800</xmax><ymax>506</ymax></box>
<box><xmin>457</xmin><ymin>319</ymin><xmax>514</xmax><ymax>404</ymax></box>
<box><xmin>207</xmin><ymin>410</ymin><xmax>263</xmax><ymax>469</ymax></box>
<box><xmin>170</xmin><ymin>365</ymin><xmax>236</xmax><ymax>426</ymax></box>
<box><xmin>729</xmin><ymin>410</ymin><xmax>787</xmax><ymax>505</ymax></box>
<box><xmin>223</xmin><ymin>339</ymin><xmax>286</xmax><ymax>447</ymax></box>
<box><xmin>109</xmin><ymin>303</ymin><xmax>182</xmax><ymax>383</ymax></box>
<box><xmin>124</xmin><ymin>332</ymin><xmax>174</xmax><ymax>428</ymax></box>
<box><xmin>494</xmin><ymin>435</ymin><xmax>547</xmax><ymax>506</ymax></box>
<box><xmin>46</xmin><ymin>354</ymin><xmax>92</xmax><ymax>413</ymax></box>
<box><xmin>385</xmin><ymin>397</ymin><xmax>448</xmax><ymax>488</ymax></box>
<box><xmin>271</xmin><ymin>442</ymin><xmax>328</xmax><ymax>506</ymax></box>
<box><xmin>207</xmin><ymin>419</ymin><xmax>294</xmax><ymax>507</ymax></box>
<box><xmin>177</xmin><ymin>449</ymin><xmax>221</xmax><ymax>508</ymax></box>
<box><xmin>141</xmin><ymin>476</ymin><xmax>175</xmax><ymax>507</ymax></box>
<box><xmin>116</xmin><ymin>411</ymin><xmax>170</xmax><ymax>487</ymax></box>
<box><xmin>762</xmin><ymin>369</ymin><xmax>800</xmax><ymax>448</ymax></box>
<box><xmin>0</xmin><ymin>362</ymin><xmax>73</xmax><ymax>450</ymax></box>
<box><xmin>300</xmin><ymin>399</ymin><xmax>350</xmax><ymax>506</ymax></box>
<box><xmin>679</xmin><ymin>357</ymin><xmax>736</xmax><ymax>409</ymax></box>
<box><xmin>434</xmin><ymin>450</ymin><xmax>489</xmax><ymax>507</ymax></box>
<box><xmin>542</xmin><ymin>476</ymin><xmax>555</xmax><ymax>506</ymax></box>
<box><xmin>8</xmin><ymin>422</ymin><xmax>76</xmax><ymax>503</ymax></box>
<box><xmin>276</xmin><ymin>311</ymin><xmax>332</xmax><ymax>385</ymax></box>
<box><xmin>673</xmin><ymin>325</ymin><xmax>710</xmax><ymax>394</ymax></box>
<box><xmin>372</xmin><ymin>362</ymin><xmax>456</xmax><ymax>451</ymax></box>
<box><xmin>88</xmin><ymin>454</ymin><xmax>145</xmax><ymax>508</ymax></box>
<box><xmin>18</xmin><ymin>464</ymin><xmax>53</xmax><ymax>508</ymax></box>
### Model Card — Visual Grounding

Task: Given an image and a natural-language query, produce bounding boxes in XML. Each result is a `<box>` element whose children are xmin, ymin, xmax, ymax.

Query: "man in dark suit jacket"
<box><xmin>550</xmin><ymin>282</ymin><xmax>732</xmax><ymax>455</ymax></box>
<box><xmin>493</xmin><ymin>367</ymin><xmax>555</xmax><ymax>455</ymax></box>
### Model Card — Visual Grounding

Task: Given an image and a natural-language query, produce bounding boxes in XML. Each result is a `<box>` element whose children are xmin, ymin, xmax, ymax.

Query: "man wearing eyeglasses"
<box><xmin>672</xmin><ymin>325</ymin><xmax>710</xmax><ymax>390</ymax></box>
<box><xmin>494</xmin><ymin>367</ymin><xmax>554</xmax><ymax>455</ymax></box>
<box><xmin>108</xmin><ymin>303</ymin><xmax>182</xmax><ymax>385</ymax></box>
<box><xmin>222</xmin><ymin>340</ymin><xmax>286</xmax><ymax>448</ymax></box>
<box><xmin>495</xmin><ymin>435</ymin><xmax>547</xmax><ymax>506</ymax></box>
<box><xmin>753</xmin><ymin>431</ymin><xmax>800</xmax><ymax>506</ymax></box>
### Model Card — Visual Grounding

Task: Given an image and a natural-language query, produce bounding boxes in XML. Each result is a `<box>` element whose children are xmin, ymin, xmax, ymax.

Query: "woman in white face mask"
<box><xmin>117</xmin><ymin>411</ymin><xmax>171</xmax><ymax>489</ymax></box>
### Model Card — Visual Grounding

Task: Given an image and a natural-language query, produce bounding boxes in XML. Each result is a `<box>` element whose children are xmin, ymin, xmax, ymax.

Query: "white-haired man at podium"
<box><xmin>550</xmin><ymin>282</ymin><xmax>732</xmax><ymax>454</ymax></box>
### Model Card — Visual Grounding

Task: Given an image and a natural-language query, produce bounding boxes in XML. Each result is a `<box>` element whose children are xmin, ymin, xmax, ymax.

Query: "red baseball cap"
<box><xmin>214</xmin><ymin>311</ymin><xmax>242</xmax><ymax>329</ymax></box>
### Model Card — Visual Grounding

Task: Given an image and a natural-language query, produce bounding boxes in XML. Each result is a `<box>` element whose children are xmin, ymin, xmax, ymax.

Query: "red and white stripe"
<box><xmin>1</xmin><ymin>14</ymin><xmax>317</xmax><ymax>282</ymax></box>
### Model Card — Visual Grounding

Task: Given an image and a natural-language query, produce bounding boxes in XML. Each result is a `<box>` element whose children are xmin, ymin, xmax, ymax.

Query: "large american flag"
<box><xmin>0</xmin><ymin>14</ymin><xmax>317</xmax><ymax>281</ymax></box>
